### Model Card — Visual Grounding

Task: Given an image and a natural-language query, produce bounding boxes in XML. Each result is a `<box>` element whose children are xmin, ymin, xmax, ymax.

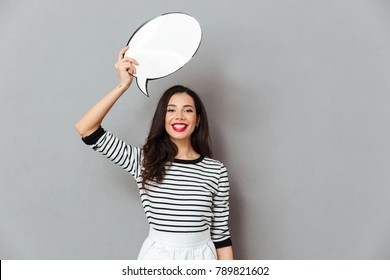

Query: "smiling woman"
<box><xmin>142</xmin><ymin>86</ymin><xmax>211</xmax><ymax>189</ymax></box>
<box><xmin>166</xmin><ymin>94</ymin><xmax>199</xmax><ymax>138</ymax></box>
<box><xmin>75</xmin><ymin>47</ymin><xmax>233</xmax><ymax>260</ymax></box>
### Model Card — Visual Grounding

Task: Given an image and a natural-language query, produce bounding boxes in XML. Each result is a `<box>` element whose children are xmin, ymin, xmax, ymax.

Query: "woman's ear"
<box><xmin>196</xmin><ymin>116</ymin><xmax>201</xmax><ymax>128</ymax></box>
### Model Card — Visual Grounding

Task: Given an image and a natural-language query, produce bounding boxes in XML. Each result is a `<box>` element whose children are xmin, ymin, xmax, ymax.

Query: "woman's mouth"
<box><xmin>172</xmin><ymin>123</ymin><xmax>188</xmax><ymax>132</ymax></box>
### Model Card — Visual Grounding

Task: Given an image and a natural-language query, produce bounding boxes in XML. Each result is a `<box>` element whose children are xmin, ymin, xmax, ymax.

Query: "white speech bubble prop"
<box><xmin>124</xmin><ymin>12</ymin><xmax>202</xmax><ymax>96</ymax></box>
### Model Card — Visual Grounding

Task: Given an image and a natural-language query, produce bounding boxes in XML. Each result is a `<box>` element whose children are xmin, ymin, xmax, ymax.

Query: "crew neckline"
<box><xmin>173</xmin><ymin>155</ymin><xmax>205</xmax><ymax>164</ymax></box>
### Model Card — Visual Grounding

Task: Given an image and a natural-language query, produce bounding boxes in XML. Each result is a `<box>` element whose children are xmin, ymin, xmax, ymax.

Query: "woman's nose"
<box><xmin>176</xmin><ymin>111</ymin><xmax>184</xmax><ymax>120</ymax></box>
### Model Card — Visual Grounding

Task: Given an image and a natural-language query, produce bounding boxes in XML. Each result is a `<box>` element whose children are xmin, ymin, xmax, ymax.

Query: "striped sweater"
<box><xmin>82</xmin><ymin>127</ymin><xmax>232</xmax><ymax>248</ymax></box>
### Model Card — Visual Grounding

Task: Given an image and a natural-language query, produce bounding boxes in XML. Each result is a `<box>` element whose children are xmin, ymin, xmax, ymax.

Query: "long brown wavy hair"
<box><xmin>141</xmin><ymin>85</ymin><xmax>212</xmax><ymax>189</ymax></box>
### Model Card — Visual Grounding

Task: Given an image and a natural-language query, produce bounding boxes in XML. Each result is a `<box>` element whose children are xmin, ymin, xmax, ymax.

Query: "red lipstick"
<box><xmin>172</xmin><ymin>123</ymin><xmax>188</xmax><ymax>132</ymax></box>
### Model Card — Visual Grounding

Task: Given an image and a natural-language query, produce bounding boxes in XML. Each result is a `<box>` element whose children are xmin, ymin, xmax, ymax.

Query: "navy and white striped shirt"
<box><xmin>83</xmin><ymin>127</ymin><xmax>232</xmax><ymax>248</ymax></box>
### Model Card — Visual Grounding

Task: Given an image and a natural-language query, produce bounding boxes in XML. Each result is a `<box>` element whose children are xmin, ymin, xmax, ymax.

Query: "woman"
<box><xmin>76</xmin><ymin>46</ymin><xmax>233</xmax><ymax>260</ymax></box>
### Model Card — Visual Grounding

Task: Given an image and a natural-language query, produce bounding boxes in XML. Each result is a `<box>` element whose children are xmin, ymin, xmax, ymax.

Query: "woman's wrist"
<box><xmin>115</xmin><ymin>82</ymin><xmax>131</xmax><ymax>94</ymax></box>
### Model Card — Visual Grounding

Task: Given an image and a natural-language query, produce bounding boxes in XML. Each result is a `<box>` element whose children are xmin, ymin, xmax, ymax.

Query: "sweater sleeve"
<box><xmin>210</xmin><ymin>163</ymin><xmax>232</xmax><ymax>249</ymax></box>
<box><xmin>82</xmin><ymin>126</ymin><xmax>142</xmax><ymax>180</ymax></box>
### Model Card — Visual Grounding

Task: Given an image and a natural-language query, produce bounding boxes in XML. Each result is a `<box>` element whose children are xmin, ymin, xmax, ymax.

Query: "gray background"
<box><xmin>1</xmin><ymin>0</ymin><xmax>390</xmax><ymax>259</ymax></box>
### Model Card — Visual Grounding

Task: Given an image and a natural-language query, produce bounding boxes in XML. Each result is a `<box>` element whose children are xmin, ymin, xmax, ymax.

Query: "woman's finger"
<box><xmin>121</xmin><ymin>57</ymin><xmax>139</xmax><ymax>65</ymax></box>
<box><xmin>122</xmin><ymin>62</ymin><xmax>136</xmax><ymax>75</ymax></box>
<box><xmin>120</xmin><ymin>59</ymin><xmax>138</xmax><ymax>74</ymax></box>
<box><xmin>117</xmin><ymin>61</ymin><xmax>137</xmax><ymax>75</ymax></box>
<box><xmin>129</xmin><ymin>63</ymin><xmax>137</xmax><ymax>75</ymax></box>
<box><xmin>118</xmin><ymin>62</ymin><xmax>131</xmax><ymax>70</ymax></box>
<box><xmin>118</xmin><ymin>46</ymin><xmax>129</xmax><ymax>62</ymax></box>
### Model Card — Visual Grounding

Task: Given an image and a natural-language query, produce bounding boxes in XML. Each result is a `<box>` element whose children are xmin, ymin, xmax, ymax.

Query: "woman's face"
<box><xmin>165</xmin><ymin>92</ymin><xmax>200</xmax><ymax>144</ymax></box>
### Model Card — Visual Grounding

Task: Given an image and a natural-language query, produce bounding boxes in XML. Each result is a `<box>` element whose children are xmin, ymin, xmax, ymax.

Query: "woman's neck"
<box><xmin>171</xmin><ymin>138</ymin><xmax>200</xmax><ymax>160</ymax></box>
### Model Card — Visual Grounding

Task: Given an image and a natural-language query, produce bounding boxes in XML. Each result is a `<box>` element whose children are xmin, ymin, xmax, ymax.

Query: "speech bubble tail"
<box><xmin>136</xmin><ymin>77</ymin><xmax>149</xmax><ymax>97</ymax></box>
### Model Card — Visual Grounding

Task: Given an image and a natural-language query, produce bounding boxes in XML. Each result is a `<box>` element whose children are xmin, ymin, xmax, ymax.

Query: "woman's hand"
<box><xmin>114</xmin><ymin>46</ymin><xmax>139</xmax><ymax>90</ymax></box>
<box><xmin>217</xmin><ymin>246</ymin><xmax>234</xmax><ymax>260</ymax></box>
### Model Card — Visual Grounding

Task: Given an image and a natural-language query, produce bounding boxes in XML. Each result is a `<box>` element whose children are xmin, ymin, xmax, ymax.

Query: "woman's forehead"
<box><xmin>168</xmin><ymin>93</ymin><xmax>195</xmax><ymax>106</ymax></box>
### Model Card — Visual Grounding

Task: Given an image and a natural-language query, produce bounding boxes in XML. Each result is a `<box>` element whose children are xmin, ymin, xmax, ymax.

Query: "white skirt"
<box><xmin>137</xmin><ymin>227</ymin><xmax>217</xmax><ymax>260</ymax></box>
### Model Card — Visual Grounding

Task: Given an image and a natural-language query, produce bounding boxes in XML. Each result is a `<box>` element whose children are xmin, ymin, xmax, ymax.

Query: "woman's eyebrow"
<box><xmin>167</xmin><ymin>104</ymin><xmax>194</xmax><ymax>108</ymax></box>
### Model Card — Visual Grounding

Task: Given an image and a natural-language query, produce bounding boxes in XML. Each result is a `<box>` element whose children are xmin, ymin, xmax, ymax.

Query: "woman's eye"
<box><xmin>185</xmin><ymin>109</ymin><xmax>193</xmax><ymax>113</ymax></box>
<box><xmin>167</xmin><ymin>109</ymin><xmax>175</xmax><ymax>112</ymax></box>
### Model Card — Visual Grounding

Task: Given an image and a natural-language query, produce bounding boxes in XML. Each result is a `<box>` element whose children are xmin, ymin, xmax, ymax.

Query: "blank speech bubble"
<box><xmin>124</xmin><ymin>12</ymin><xmax>202</xmax><ymax>96</ymax></box>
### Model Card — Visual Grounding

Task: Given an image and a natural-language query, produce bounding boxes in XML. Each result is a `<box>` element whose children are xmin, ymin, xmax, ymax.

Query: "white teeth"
<box><xmin>173</xmin><ymin>124</ymin><xmax>187</xmax><ymax>129</ymax></box>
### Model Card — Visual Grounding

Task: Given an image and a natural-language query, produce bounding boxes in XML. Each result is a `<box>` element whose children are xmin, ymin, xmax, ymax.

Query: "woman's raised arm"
<box><xmin>75</xmin><ymin>46</ymin><xmax>139</xmax><ymax>137</ymax></box>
